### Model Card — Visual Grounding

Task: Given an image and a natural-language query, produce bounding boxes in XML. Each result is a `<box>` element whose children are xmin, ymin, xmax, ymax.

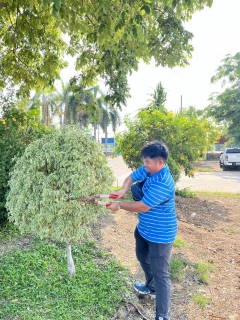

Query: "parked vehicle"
<box><xmin>219</xmin><ymin>148</ymin><xmax>240</xmax><ymax>170</ymax></box>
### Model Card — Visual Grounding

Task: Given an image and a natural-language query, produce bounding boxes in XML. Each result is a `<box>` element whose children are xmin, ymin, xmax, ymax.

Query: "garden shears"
<box><xmin>67</xmin><ymin>194</ymin><xmax>119</xmax><ymax>207</ymax></box>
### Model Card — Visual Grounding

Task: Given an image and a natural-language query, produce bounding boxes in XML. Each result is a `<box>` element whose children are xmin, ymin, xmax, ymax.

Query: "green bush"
<box><xmin>175</xmin><ymin>187</ymin><xmax>196</xmax><ymax>197</ymax></box>
<box><xmin>115</xmin><ymin>110</ymin><xmax>219</xmax><ymax>182</ymax></box>
<box><xmin>6</xmin><ymin>126</ymin><xmax>114</xmax><ymax>243</ymax></box>
<box><xmin>0</xmin><ymin>106</ymin><xmax>48</xmax><ymax>223</ymax></box>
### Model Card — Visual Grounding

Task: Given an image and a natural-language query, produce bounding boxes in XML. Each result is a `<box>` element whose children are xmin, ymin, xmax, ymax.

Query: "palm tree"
<box><xmin>63</xmin><ymin>76</ymin><xmax>101</xmax><ymax>129</ymax></box>
<box><xmin>137</xmin><ymin>82</ymin><xmax>167</xmax><ymax>116</ymax></box>
<box><xmin>88</xmin><ymin>85</ymin><xmax>106</xmax><ymax>141</ymax></box>
<box><xmin>147</xmin><ymin>82</ymin><xmax>167</xmax><ymax>110</ymax></box>
<box><xmin>17</xmin><ymin>90</ymin><xmax>59</xmax><ymax>126</ymax></box>
<box><xmin>63</xmin><ymin>81</ymin><xmax>121</xmax><ymax>151</ymax></box>
<box><xmin>64</xmin><ymin>89</ymin><xmax>99</xmax><ymax>129</ymax></box>
<box><xmin>99</xmin><ymin>105</ymin><xmax>121</xmax><ymax>153</ymax></box>
<box><xmin>53</xmin><ymin>80</ymin><xmax>71</xmax><ymax>125</ymax></box>
<box><xmin>41</xmin><ymin>93</ymin><xmax>58</xmax><ymax>126</ymax></box>
<box><xmin>87</xmin><ymin>85</ymin><xmax>121</xmax><ymax>150</ymax></box>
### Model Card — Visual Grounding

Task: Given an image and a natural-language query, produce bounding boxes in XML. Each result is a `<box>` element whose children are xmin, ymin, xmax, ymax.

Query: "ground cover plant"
<box><xmin>173</xmin><ymin>237</ymin><xmax>187</xmax><ymax>248</ymax></box>
<box><xmin>169</xmin><ymin>255</ymin><xmax>188</xmax><ymax>282</ymax></box>
<box><xmin>0</xmin><ymin>222</ymin><xmax>21</xmax><ymax>245</ymax></box>
<box><xmin>192</xmin><ymin>294</ymin><xmax>210</xmax><ymax>310</ymax></box>
<box><xmin>0</xmin><ymin>232</ymin><xmax>129</xmax><ymax>320</ymax></box>
<box><xmin>195</xmin><ymin>191</ymin><xmax>240</xmax><ymax>198</ymax></box>
<box><xmin>194</xmin><ymin>261</ymin><xmax>214</xmax><ymax>284</ymax></box>
<box><xmin>175</xmin><ymin>187</ymin><xmax>196</xmax><ymax>198</ymax></box>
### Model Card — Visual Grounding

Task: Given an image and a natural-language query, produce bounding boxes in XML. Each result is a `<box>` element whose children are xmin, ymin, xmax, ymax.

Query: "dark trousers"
<box><xmin>134</xmin><ymin>227</ymin><xmax>173</xmax><ymax>320</ymax></box>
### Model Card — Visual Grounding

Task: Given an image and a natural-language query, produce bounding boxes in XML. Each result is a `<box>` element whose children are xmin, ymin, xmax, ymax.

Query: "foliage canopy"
<box><xmin>0</xmin><ymin>0</ymin><xmax>213</xmax><ymax>106</ymax></box>
<box><xmin>0</xmin><ymin>0</ymin><xmax>67</xmax><ymax>97</ymax></box>
<box><xmin>207</xmin><ymin>52</ymin><xmax>240</xmax><ymax>143</ymax></box>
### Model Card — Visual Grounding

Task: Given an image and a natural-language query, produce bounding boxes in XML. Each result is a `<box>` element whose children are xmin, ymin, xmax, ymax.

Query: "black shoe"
<box><xmin>134</xmin><ymin>282</ymin><xmax>156</xmax><ymax>298</ymax></box>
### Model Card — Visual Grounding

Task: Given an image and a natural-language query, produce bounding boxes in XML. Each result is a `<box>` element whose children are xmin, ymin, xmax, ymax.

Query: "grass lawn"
<box><xmin>0</xmin><ymin>226</ymin><xmax>129</xmax><ymax>320</ymax></box>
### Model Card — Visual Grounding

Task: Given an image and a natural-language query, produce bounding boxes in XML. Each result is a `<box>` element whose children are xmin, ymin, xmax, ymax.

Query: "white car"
<box><xmin>219</xmin><ymin>148</ymin><xmax>240</xmax><ymax>170</ymax></box>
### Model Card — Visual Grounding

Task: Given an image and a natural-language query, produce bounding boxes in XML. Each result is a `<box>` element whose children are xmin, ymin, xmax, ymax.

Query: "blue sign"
<box><xmin>101</xmin><ymin>137</ymin><xmax>115</xmax><ymax>143</ymax></box>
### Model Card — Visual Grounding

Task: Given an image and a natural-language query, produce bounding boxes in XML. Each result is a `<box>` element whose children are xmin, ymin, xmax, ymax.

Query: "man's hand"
<box><xmin>110</xmin><ymin>189</ymin><xmax>126</xmax><ymax>199</ymax></box>
<box><xmin>110</xmin><ymin>175</ymin><xmax>134</xmax><ymax>199</ymax></box>
<box><xmin>107</xmin><ymin>202</ymin><xmax>119</xmax><ymax>211</ymax></box>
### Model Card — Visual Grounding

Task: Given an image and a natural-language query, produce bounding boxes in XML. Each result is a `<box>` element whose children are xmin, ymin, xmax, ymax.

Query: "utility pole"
<box><xmin>180</xmin><ymin>95</ymin><xmax>183</xmax><ymax>112</ymax></box>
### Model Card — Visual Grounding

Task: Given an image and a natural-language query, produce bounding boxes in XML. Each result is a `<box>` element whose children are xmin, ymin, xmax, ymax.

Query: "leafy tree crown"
<box><xmin>115</xmin><ymin>109</ymin><xmax>220</xmax><ymax>182</ymax></box>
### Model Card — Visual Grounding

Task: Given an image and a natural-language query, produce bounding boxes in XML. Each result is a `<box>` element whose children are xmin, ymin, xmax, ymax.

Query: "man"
<box><xmin>107</xmin><ymin>141</ymin><xmax>177</xmax><ymax>320</ymax></box>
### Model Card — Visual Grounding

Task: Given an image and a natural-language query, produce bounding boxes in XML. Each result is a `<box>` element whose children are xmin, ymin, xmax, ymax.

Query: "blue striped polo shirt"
<box><xmin>130</xmin><ymin>165</ymin><xmax>177</xmax><ymax>244</ymax></box>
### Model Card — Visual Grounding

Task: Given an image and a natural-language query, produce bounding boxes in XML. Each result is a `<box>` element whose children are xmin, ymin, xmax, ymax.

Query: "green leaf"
<box><xmin>172</xmin><ymin>0</ymin><xmax>177</xmax><ymax>8</ymax></box>
<box><xmin>115</xmin><ymin>22</ymin><xmax>123</xmax><ymax>32</ymax></box>
<box><xmin>135</xmin><ymin>14</ymin><xmax>142</xmax><ymax>24</ymax></box>
<box><xmin>98</xmin><ymin>24</ymin><xmax>105</xmax><ymax>34</ymax></box>
<box><xmin>132</xmin><ymin>25</ymin><xmax>138</xmax><ymax>38</ymax></box>
<box><xmin>53</xmin><ymin>0</ymin><xmax>61</xmax><ymax>11</ymax></box>
<box><xmin>123</xmin><ymin>32</ymin><xmax>128</xmax><ymax>41</ymax></box>
<box><xmin>141</xmin><ymin>5</ymin><xmax>151</xmax><ymax>14</ymax></box>
<box><xmin>207</xmin><ymin>0</ymin><xmax>213</xmax><ymax>6</ymax></box>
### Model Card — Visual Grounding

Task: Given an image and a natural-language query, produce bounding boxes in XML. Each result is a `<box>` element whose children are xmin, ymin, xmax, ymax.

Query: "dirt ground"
<box><xmin>96</xmin><ymin>161</ymin><xmax>240</xmax><ymax>320</ymax></box>
<box><xmin>192</xmin><ymin>161</ymin><xmax>222</xmax><ymax>172</ymax></box>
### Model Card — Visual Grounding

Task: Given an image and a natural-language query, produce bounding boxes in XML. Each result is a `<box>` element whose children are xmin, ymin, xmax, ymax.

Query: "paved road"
<box><xmin>108</xmin><ymin>156</ymin><xmax>240</xmax><ymax>193</ymax></box>
<box><xmin>176</xmin><ymin>171</ymin><xmax>240</xmax><ymax>193</ymax></box>
<box><xmin>107</xmin><ymin>156</ymin><xmax>132</xmax><ymax>187</ymax></box>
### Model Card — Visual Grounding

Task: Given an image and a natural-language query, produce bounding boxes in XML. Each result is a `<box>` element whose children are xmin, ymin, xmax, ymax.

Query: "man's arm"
<box><xmin>107</xmin><ymin>200</ymin><xmax>150</xmax><ymax>213</ymax></box>
<box><xmin>111</xmin><ymin>175</ymin><xmax>134</xmax><ymax>199</ymax></box>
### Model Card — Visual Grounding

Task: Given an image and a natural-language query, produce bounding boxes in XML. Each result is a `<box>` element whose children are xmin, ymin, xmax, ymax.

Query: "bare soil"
<box><xmin>192</xmin><ymin>160</ymin><xmax>222</xmax><ymax>172</ymax></box>
<box><xmin>96</xmin><ymin>161</ymin><xmax>240</xmax><ymax>320</ymax></box>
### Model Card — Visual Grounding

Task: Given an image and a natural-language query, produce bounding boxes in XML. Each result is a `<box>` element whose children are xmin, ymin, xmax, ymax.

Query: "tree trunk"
<box><xmin>79</xmin><ymin>109</ymin><xmax>85</xmax><ymax>130</ymax></box>
<box><xmin>67</xmin><ymin>244</ymin><xmax>76</xmax><ymax>277</ymax></box>
<box><xmin>41</xmin><ymin>95</ymin><xmax>51</xmax><ymax>127</ymax></box>
<box><xmin>59</xmin><ymin>113</ymin><xmax>63</xmax><ymax>125</ymax></box>
<box><xmin>93</xmin><ymin>123</ymin><xmax>97</xmax><ymax>139</ymax></box>
<box><xmin>79</xmin><ymin>114</ymin><xmax>83</xmax><ymax>130</ymax></box>
<box><xmin>105</xmin><ymin>128</ymin><xmax>108</xmax><ymax>154</ymax></box>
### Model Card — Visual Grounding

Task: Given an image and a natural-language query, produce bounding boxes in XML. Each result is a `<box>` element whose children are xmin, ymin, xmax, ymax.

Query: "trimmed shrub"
<box><xmin>6</xmin><ymin>126</ymin><xmax>114</xmax><ymax>243</ymax></box>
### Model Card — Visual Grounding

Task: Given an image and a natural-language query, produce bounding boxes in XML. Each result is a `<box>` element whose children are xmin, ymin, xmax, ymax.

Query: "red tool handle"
<box><xmin>95</xmin><ymin>200</ymin><xmax>111</xmax><ymax>207</ymax></box>
<box><xmin>109</xmin><ymin>194</ymin><xmax>118</xmax><ymax>199</ymax></box>
<box><xmin>97</xmin><ymin>194</ymin><xmax>118</xmax><ymax>199</ymax></box>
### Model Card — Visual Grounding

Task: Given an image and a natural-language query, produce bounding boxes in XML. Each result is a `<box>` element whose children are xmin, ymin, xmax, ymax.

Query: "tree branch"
<box><xmin>85</xmin><ymin>14</ymin><xmax>97</xmax><ymax>27</ymax></box>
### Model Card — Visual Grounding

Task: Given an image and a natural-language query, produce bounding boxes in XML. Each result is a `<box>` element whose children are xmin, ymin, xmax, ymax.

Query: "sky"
<box><xmin>59</xmin><ymin>0</ymin><xmax>240</xmax><ymax>134</ymax></box>
<box><xmin>124</xmin><ymin>0</ymin><xmax>240</xmax><ymax>116</ymax></box>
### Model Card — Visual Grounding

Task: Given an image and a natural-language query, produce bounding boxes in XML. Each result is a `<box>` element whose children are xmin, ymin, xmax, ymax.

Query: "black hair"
<box><xmin>141</xmin><ymin>141</ymin><xmax>169</xmax><ymax>162</ymax></box>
